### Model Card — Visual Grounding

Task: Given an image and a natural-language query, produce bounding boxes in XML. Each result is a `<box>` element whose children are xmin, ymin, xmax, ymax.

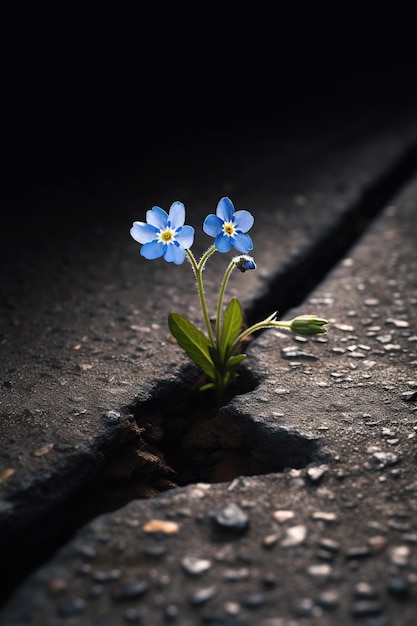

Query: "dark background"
<box><xmin>2</xmin><ymin>20</ymin><xmax>417</xmax><ymax>255</ymax></box>
<box><xmin>4</xmin><ymin>37</ymin><xmax>416</xmax><ymax>195</ymax></box>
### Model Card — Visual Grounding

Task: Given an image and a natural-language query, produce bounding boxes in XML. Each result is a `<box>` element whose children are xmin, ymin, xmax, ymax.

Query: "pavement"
<box><xmin>1</xmin><ymin>55</ymin><xmax>417</xmax><ymax>625</ymax></box>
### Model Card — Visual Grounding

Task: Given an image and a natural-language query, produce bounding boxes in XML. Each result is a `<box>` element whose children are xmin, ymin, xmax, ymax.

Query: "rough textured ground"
<box><xmin>1</xmin><ymin>47</ymin><xmax>417</xmax><ymax>624</ymax></box>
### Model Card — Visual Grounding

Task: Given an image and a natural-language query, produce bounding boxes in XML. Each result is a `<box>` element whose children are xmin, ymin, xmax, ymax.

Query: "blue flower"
<box><xmin>130</xmin><ymin>202</ymin><xmax>195</xmax><ymax>265</ymax></box>
<box><xmin>203</xmin><ymin>197</ymin><xmax>254</xmax><ymax>253</ymax></box>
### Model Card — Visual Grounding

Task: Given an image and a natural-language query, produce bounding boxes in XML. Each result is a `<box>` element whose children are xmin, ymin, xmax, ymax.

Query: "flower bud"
<box><xmin>233</xmin><ymin>255</ymin><xmax>257</xmax><ymax>273</ymax></box>
<box><xmin>289</xmin><ymin>315</ymin><xmax>328</xmax><ymax>336</ymax></box>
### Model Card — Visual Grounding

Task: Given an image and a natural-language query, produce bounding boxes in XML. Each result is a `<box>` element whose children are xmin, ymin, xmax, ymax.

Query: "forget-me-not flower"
<box><xmin>130</xmin><ymin>201</ymin><xmax>195</xmax><ymax>265</ymax></box>
<box><xmin>203</xmin><ymin>197</ymin><xmax>254</xmax><ymax>253</ymax></box>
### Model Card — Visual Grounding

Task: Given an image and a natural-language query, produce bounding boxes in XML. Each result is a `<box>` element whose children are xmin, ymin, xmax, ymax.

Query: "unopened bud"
<box><xmin>289</xmin><ymin>315</ymin><xmax>328</xmax><ymax>336</ymax></box>
<box><xmin>233</xmin><ymin>255</ymin><xmax>257</xmax><ymax>273</ymax></box>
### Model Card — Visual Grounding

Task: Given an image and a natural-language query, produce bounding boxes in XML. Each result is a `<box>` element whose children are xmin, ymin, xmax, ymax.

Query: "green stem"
<box><xmin>186</xmin><ymin>248</ymin><xmax>215</xmax><ymax>346</ymax></box>
<box><xmin>197</xmin><ymin>244</ymin><xmax>217</xmax><ymax>272</ymax></box>
<box><xmin>215</xmin><ymin>259</ymin><xmax>237</xmax><ymax>345</ymax></box>
<box><xmin>231</xmin><ymin>319</ymin><xmax>292</xmax><ymax>353</ymax></box>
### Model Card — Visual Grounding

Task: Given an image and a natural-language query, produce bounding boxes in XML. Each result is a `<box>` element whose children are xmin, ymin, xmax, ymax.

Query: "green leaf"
<box><xmin>220</xmin><ymin>297</ymin><xmax>244</xmax><ymax>359</ymax></box>
<box><xmin>199</xmin><ymin>382</ymin><xmax>216</xmax><ymax>392</ymax></box>
<box><xmin>168</xmin><ymin>313</ymin><xmax>216</xmax><ymax>379</ymax></box>
<box><xmin>227</xmin><ymin>353</ymin><xmax>246</xmax><ymax>368</ymax></box>
<box><xmin>208</xmin><ymin>345</ymin><xmax>223</xmax><ymax>370</ymax></box>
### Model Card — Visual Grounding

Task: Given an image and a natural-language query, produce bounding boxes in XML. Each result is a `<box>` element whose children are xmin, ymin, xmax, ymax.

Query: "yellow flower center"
<box><xmin>159</xmin><ymin>228</ymin><xmax>175</xmax><ymax>243</ymax></box>
<box><xmin>223</xmin><ymin>222</ymin><xmax>235</xmax><ymax>237</ymax></box>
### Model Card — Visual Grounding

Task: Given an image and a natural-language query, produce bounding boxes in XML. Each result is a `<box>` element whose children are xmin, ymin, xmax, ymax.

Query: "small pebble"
<box><xmin>262</xmin><ymin>533</ymin><xmax>280</xmax><ymax>549</ymax></box>
<box><xmin>318</xmin><ymin>538</ymin><xmax>340</xmax><ymax>552</ymax></box>
<box><xmin>261</xmin><ymin>573</ymin><xmax>278</xmax><ymax>589</ymax></box>
<box><xmin>281</xmin><ymin>347</ymin><xmax>318</xmax><ymax>360</ymax></box>
<box><xmin>389</xmin><ymin>545</ymin><xmax>410</xmax><ymax>566</ymax></box>
<box><xmin>351</xmin><ymin>600</ymin><xmax>383</xmax><ymax>617</ymax></box>
<box><xmin>281</xmin><ymin>525</ymin><xmax>307</xmax><ymax>547</ymax></box>
<box><xmin>92</xmin><ymin>569</ymin><xmax>122</xmax><ymax>583</ymax></box>
<box><xmin>142</xmin><ymin>520</ymin><xmax>179</xmax><ymax>534</ymax></box>
<box><xmin>211</xmin><ymin>503</ymin><xmax>249</xmax><ymax>532</ymax></box>
<box><xmin>188</xmin><ymin>586</ymin><xmax>218</xmax><ymax>606</ymax></box>
<box><xmin>368</xmin><ymin>536</ymin><xmax>388</xmax><ymax>552</ymax></box>
<box><xmin>346</xmin><ymin>546</ymin><xmax>372</xmax><ymax>559</ymax></box>
<box><xmin>224</xmin><ymin>601</ymin><xmax>240</xmax><ymax>615</ymax></box>
<box><xmin>372</xmin><ymin>451</ymin><xmax>399</xmax><ymax>468</ymax></box>
<box><xmin>294</xmin><ymin>597</ymin><xmax>314</xmax><ymax>617</ymax></box>
<box><xmin>316</xmin><ymin>590</ymin><xmax>339</xmax><ymax>610</ymax></box>
<box><xmin>164</xmin><ymin>604</ymin><xmax>180</xmax><ymax>620</ymax></box>
<box><xmin>386</xmin><ymin>576</ymin><xmax>409</xmax><ymax>597</ymax></box>
<box><xmin>311</xmin><ymin>511</ymin><xmax>337</xmax><ymax>522</ymax></box>
<box><xmin>316</xmin><ymin>549</ymin><xmax>335</xmax><ymax>561</ymax></box>
<box><xmin>181</xmin><ymin>556</ymin><xmax>212</xmax><ymax>576</ymax></box>
<box><xmin>222</xmin><ymin>567</ymin><xmax>251</xmax><ymax>582</ymax></box>
<box><xmin>401</xmin><ymin>391</ymin><xmax>417</xmax><ymax>402</ymax></box>
<box><xmin>307</xmin><ymin>466</ymin><xmax>328</xmax><ymax>484</ymax></box>
<box><xmin>381</xmin><ymin>428</ymin><xmax>396</xmax><ymax>437</ymax></box>
<box><xmin>355</xmin><ymin>582</ymin><xmax>378</xmax><ymax>599</ymax></box>
<box><xmin>273</xmin><ymin>510</ymin><xmax>294</xmax><ymax>523</ymax></box>
<box><xmin>58</xmin><ymin>597</ymin><xmax>86</xmax><ymax>617</ymax></box>
<box><xmin>112</xmin><ymin>580</ymin><xmax>149</xmax><ymax>601</ymax></box>
<box><xmin>77</xmin><ymin>545</ymin><xmax>97</xmax><ymax>559</ymax></box>
<box><xmin>102</xmin><ymin>410</ymin><xmax>121</xmax><ymax>423</ymax></box>
<box><xmin>240</xmin><ymin>592</ymin><xmax>266</xmax><ymax>608</ymax></box>
<box><xmin>307</xmin><ymin>563</ymin><xmax>332</xmax><ymax>578</ymax></box>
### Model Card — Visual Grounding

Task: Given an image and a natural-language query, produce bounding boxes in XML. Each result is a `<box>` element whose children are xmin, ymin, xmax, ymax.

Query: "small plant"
<box><xmin>130</xmin><ymin>197</ymin><xmax>328</xmax><ymax>404</ymax></box>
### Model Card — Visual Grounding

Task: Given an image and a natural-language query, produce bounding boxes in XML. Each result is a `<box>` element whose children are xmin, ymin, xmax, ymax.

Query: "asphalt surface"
<box><xmin>1</xmin><ymin>43</ymin><xmax>417</xmax><ymax>625</ymax></box>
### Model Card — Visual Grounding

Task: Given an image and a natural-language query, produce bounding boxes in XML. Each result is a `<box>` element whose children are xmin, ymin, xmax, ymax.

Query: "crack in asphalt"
<box><xmin>245</xmin><ymin>142</ymin><xmax>417</xmax><ymax>327</ymax></box>
<box><xmin>1</xmin><ymin>142</ymin><xmax>416</xmax><ymax>611</ymax></box>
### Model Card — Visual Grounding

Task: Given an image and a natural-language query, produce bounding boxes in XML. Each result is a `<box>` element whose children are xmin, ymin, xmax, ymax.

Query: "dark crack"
<box><xmin>245</xmin><ymin>142</ymin><xmax>417</xmax><ymax>326</ymax></box>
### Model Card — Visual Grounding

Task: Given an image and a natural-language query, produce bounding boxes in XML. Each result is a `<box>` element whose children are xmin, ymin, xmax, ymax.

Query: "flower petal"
<box><xmin>164</xmin><ymin>242</ymin><xmax>186</xmax><ymax>264</ymax></box>
<box><xmin>168</xmin><ymin>201</ymin><xmax>185</xmax><ymax>229</ymax></box>
<box><xmin>233</xmin><ymin>210</ymin><xmax>254</xmax><ymax>233</ymax></box>
<box><xmin>140</xmin><ymin>240</ymin><xmax>165</xmax><ymax>260</ymax></box>
<box><xmin>175</xmin><ymin>225</ymin><xmax>195</xmax><ymax>249</ymax></box>
<box><xmin>130</xmin><ymin>222</ymin><xmax>159</xmax><ymax>244</ymax></box>
<box><xmin>146</xmin><ymin>206</ymin><xmax>168</xmax><ymax>229</ymax></box>
<box><xmin>215</xmin><ymin>233</ymin><xmax>233</xmax><ymax>252</ymax></box>
<box><xmin>216</xmin><ymin>197</ymin><xmax>234</xmax><ymax>222</ymax></box>
<box><xmin>232</xmin><ymin>232</ymin><xmax>253</xmax><ymax>253</ymax></box>
<box><xmin>203</xmin><ymin>214</ymin><xmax>223</xmax><ymax>237</ymax></box>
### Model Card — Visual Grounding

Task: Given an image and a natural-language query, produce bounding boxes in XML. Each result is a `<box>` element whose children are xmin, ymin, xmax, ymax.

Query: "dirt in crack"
<box><xmin>97</xmin><ymin>365</ymin><xmax>322</xmax><ymax>514</ymax></box>
<box><xmin>0</xmin><ymin>367</ymin><xmax>322</xmax><ymax>611</ymax></box>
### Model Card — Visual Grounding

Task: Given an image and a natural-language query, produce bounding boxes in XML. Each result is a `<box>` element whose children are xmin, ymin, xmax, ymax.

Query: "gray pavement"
<box><xmin>1</xmin><ymin>94</ymin><xmax>417</xmax><ymax>625</ymax></box>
